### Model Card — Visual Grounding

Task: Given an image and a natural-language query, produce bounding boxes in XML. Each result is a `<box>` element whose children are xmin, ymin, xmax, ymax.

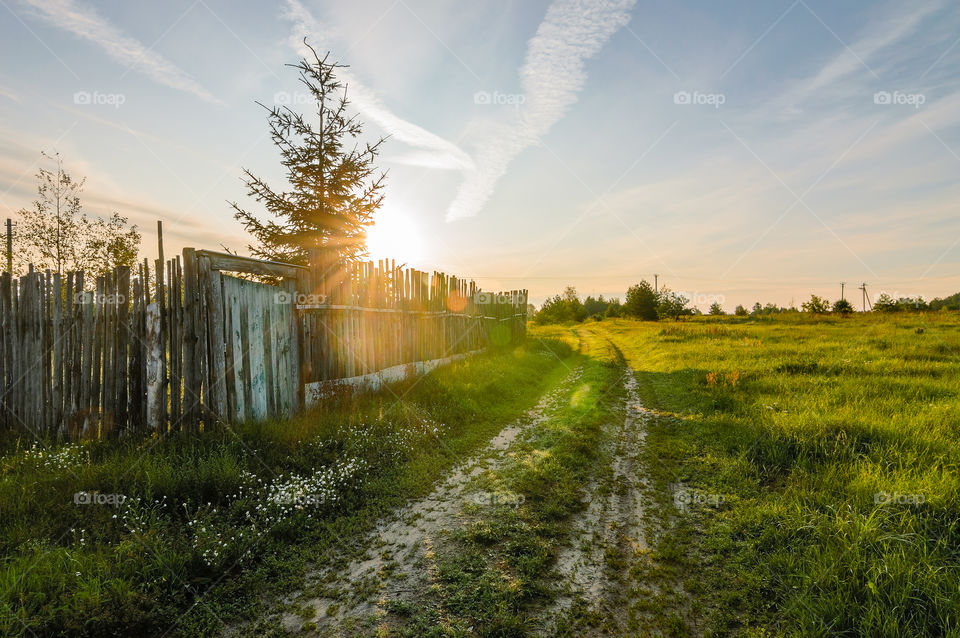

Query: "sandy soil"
<box><xmin>274</xmin><ymin>365</ymin><xmax>585</xmax><ymax>636</ymax></box>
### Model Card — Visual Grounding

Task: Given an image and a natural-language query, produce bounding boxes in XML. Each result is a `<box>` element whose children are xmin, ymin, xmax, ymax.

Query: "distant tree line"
<box><xmin>532</xmin><ymin>285</ymin><xmax>960</xmax><ymax>325</ymax></box>
<box><xmin>873</xmin><ymin>292</ymin><xmax>960</xmax><ymax>312</ymax></box>
<box><xmin>533</xmin><ymin>286</ymin><xmax>623</xmax><ymax>323</ymax></box>
<box><xmin>533</xmin><ymin>280</ymin><xmax>694</xmax><ymax>324</ymax></box>
<box><xmin>795</xmin><ymin>293</ymin><xmax>960</xmax><ymax>314</ymax></box>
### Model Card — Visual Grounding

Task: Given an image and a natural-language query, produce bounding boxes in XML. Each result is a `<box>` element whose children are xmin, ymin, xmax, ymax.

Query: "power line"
<box><xmin>461</xmin><ymin>273</ymin><xmax>960</xmax><ymax>284</ymax></box>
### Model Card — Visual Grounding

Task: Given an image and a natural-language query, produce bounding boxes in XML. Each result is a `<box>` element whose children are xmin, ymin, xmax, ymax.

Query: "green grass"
<box><xmin>586</xmin><ymin>313</ymin><xmax>960</xmax><ymax>636</ymax></box>
<box><xmin>8</xmin><ymin>311</ymin><xmax>960</xmax><ymax>636</ymax></box>
<box><xmin>0</xmin><ymin>338</ymin><xmax>574</xmax><ymax>637</ymax></box>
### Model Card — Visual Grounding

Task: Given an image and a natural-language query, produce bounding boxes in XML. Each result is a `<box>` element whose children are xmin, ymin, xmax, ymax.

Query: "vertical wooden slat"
<box><xmin>247</xmin><ymin>284</ymin><xmax>266</xmax><ymax>420</ymax></box>
<box><xmin>129</xmin><ymin>270</ymin><xmax>142</xmax><ymax>433</ymax></box>
<box><xmin>260</xmin><ymin>285</ymin><xmax>275</xmax><ymax>418</ymax></box>
<box><xmin>199</xmin><ymin>257</ymin><xmax>227</xmax><ymax>422</ymax></box>
<box><xmin>155</xmin><ymin>259</ymin><xmax>167</xmax><ymax>431</ymax></box>
<box><xmin>90</xmin><ymin>277</ymin><xmax>104</xmax><ymax>437</ymax></box>
<box><xmin>11</xmin><ymin>278</ymin><xmax>20</xmax><ymax>428</ymax></box>
<box><xmin>51</xmin><ymin>272</ymin><xmax>62</xmax><ymax>434</ymax></box>
<box><xmin>230</xmin><ymin>276</ymin><xmax>247</xmax><ymax>421</ymax></box>
<box><xmin>79</xmin><ymin>288</ymin><xmax>94</xmax><ymax>438</ymax></box>
<box><xmin>69</xmin><ymin>272</ymin><xmax>84</xmax><ymax>435</ymax></box>
<box><xmin>145</xmin><ymin>301</ymin><xmax>163</xmax><ymax>432</ymax></box>
<box><xmin>222</xmin><ymin>276</ymin><xmax>237</xmax><ymax>421</ymax></box>
<box><xmin>286</xmin><ymin>278</ymin><xmax>300</xmax><ymax>413</ymax></box>
<box><xmin>0</xmin><ymin>272</ymin><xmax>9</xmax><ymax>428</ymax></box>
<box><xmin>62</xmin><ymin>272</ymin><xmax>74</xmax><ymax>433</ymax></box>
<box><xmin>101</xmin><ymin>271</ymin><xmax>115</xmax><ymax>434</ymax></box>
<box><xmin>115</xmin><ymin>267</ymin><xmax>128</xmax><ymax>434</ymax></box>
<box><xmin>239</xmin><ymin>286</ymin><xmax>253</xmax><ymax>421</ymax></box>
<box><xmin>169</xmin><ymin>258</ymin><xmax>181</xmax><ymax>431</ymax></box>
<box><xmin>40</xmin><ymin>271</ymin><xmax>51</xmax><ymax>435</ymax></box>
<box><xmin>181</xmin><ymin>249</ymin><xmax>200</xmax><ymax>431</ymax></box>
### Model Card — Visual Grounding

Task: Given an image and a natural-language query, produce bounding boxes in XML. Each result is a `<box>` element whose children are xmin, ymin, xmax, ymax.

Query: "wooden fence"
<box><xmin>0</xmin><ymin>247</ymin><xmax>527</xmax><ymax>439</ymax></box>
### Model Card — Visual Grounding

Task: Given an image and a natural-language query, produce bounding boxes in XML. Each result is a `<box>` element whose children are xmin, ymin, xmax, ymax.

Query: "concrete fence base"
<box><xmin>304</xmin><ymin>349</ymin><xmax>484</xmax><ymax>406</ymax></box>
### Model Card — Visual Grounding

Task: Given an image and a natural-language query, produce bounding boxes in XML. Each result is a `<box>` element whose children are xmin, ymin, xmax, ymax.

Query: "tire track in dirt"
<box><xmin>538</xmin><ymin>343</ymin><xmax>660</xmax><ymax>636</ymax></box>
<box><xmin>274</xmin><ymin>364</ymin><xmax>585</xmax><ymax>636</ymax></box>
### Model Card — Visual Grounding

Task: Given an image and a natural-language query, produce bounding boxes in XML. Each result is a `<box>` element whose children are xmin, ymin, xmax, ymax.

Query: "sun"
<box><xmin>366</xmin><ymin>208</ymin><xmax>425</xmax><ymax>265</ymax></box>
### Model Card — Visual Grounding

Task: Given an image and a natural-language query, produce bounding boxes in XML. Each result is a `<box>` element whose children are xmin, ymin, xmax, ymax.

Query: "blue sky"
<box><xmin>1</xmin><ymin>0</ymin><xmax>959</xmax><ymax>309</ymax></box>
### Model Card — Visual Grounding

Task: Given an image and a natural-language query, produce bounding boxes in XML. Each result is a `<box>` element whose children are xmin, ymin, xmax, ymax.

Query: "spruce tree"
<box><xmin>231</xmin><ymin>41</ymin><xmax>387</xmax><ymax>266</ymax></box>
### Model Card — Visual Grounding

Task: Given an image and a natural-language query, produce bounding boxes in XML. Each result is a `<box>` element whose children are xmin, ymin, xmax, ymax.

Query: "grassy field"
<box><xmin>4</xmin><ymin>311</ymin><xmax>960</xmax><ymax>637</ymax></box>
<box><xmin>572</xmin><ymin>313</ymin><xmax>960</xmax><ymax>636</ymax></box>
<box><xmin>0</xmin><ymin>339</ymin><xmax>575</xmax><ymax>636</ymax></box>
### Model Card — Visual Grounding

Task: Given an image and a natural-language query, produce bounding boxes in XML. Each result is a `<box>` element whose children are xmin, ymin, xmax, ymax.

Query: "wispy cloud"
<box><xmin>0</xmin><ymin>85</ymin><xmax>20</xmax><ymax>103</ymax></box>
<box><xmin>774</xmin><ymin>0</ymin><xmax>943</xmax><ymax>113</ymax></box>
<box><xmin>281</xmin><ymin>0</ymin><xmax>474</xmax><ymax>171</ymax></box>
<box><xmin>20</xmin><ymin>0</ymin><xmax>221</xmax><ymax>104</ymax></box>
<box><xmin>446</xmin><ymin>0</ymin><xmax>636</xmax><ymax>221</ymax></box>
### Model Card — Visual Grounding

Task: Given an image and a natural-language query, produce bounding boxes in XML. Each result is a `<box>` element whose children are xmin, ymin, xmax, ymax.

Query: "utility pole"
<box><xmin>157</xmin><ymin>220</ymin><xmax>164</xmax><ymax>268</ymax></box>
<box><xmin>5</xmin><ymin>218</ymin><xmax>11</xmax><ymax>274</ymax></box>
<box><xmin>840</xmin><ymin>282</ymin><xmax>845</xmax><ymax>301</ymax></box>
<box><xmin>654</xmin><ymin>274</ymin><xmax>659</xmax><ymax>294</ymax></box>
<box><xmin>859</xmin><ymin>283</ymin><xmax>871</xmax><ymax>311</ymax></box>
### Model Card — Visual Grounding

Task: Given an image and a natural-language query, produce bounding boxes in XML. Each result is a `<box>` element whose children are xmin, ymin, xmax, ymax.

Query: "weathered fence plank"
<box><xmin>145</xmin><ymin>302</ymin><xmax>163</xmax><ymax>431</ymax></box>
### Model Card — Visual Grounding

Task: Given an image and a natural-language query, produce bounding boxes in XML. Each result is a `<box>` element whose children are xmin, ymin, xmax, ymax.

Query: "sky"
<box><xmin>1</xmin><ymin>0</ymin><xmax>960</xmax><ymax>311</ymax></box>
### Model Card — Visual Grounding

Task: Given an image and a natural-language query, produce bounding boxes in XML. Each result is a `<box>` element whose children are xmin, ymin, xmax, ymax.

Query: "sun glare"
<box><xmin>366</xmin><ymin>209</ymin><xmax>425</xmax><ymax>265</ymax></box>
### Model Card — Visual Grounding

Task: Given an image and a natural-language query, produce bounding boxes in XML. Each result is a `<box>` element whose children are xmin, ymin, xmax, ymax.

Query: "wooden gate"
<box><xmin>193</xmin><ymin>250</ymin><xmax>303</xmax><ymax>423</ymax></box>
<box><xmin>220</xmin><ymin>275</ymin><xmax>297</xmax><ymax>421</ymax></box>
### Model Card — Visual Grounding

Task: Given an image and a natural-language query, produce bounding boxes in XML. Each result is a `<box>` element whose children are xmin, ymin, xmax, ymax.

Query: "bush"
<box><xmin>832</xmin><ymin>298</ymin><xmax>854</xmax><ymax>314</ymax></box>
<box><xmin>801</xmin><ymin>294</ymin><xmax>830</xmax><ymax>313</ymax></box>
<box><xmin>624</xmin><ymin>281</ymin><xmax>659</xmax><ymax>320</ymax></box>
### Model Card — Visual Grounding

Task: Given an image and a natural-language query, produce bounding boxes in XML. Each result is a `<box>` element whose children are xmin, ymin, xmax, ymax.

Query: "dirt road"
<box><xmin>243</xmin><ymin>350</ymin><xmax>685</xmax><ymax>636</ymax></box>
<box><xmin>272</xmin><ymin>365</ymin><xmax>586</xmax><ymax>635</ymax></box>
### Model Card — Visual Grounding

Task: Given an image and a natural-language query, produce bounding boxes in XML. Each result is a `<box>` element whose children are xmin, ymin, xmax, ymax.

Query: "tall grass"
<box><xmin>588</xmin><ymin>313</ymin><xmax>960</xmax><ymax>636</ymax></box>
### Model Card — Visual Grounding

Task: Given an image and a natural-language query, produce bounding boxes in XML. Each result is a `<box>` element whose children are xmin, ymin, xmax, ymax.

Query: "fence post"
<box><xmin>181</xmin><ymin>248</ymin><xmax>200</xmax><ymax>431</ymax></box>
<box><xmin>145</xmin><ymin>301</ymin><xmax>163</xmax><ymax>432</ymax></box>
<box><xmin>0</xmin><ymin>272</ymin><xmax>8</xmax><ymax>430</ymax></box>
<box><xmin>200</xmin><ymin>256</ymin><xmax>227</xmax><ymax>422</ymax></box>
<box><xmin>286</xmin><ymin>277</ymin><xmax>302</xmax><ymax>412</ymax></box>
